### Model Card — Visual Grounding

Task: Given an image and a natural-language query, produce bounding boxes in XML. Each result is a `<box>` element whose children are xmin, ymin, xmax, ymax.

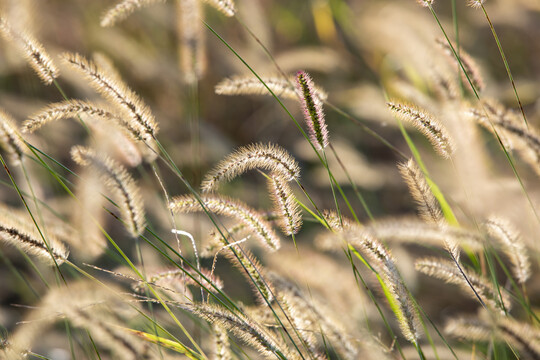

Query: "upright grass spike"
<box><xmin>177</xmin><ymin>0</ymin><xmax>206</xmax><ymax>84</ymax></box>
<box><xmin>71</xmin><ymin>146</ymin><xmax>146</xmax><ymax>238</ymax></box>
<box><xmin>484</xmin><ymin>216</ymin><xmax>530</xmax><ymax>285</ymax></box>
<box><xmin>296</xmin><ymin>71</ymin><xmax>329</xmax><ymax>150</ymax></box>
<box><xmin>387</xmin><ymin>101</ymin><xmax>455</xmax><ymax>159</ymax></box>
<box><xmin>417</xmin><ymin>0</ymin><xmax>434</xmax><ymax>6</ymax></box>
<box><xmin>60</xmin><ymin>52</ymin><xmax>158</xmax><ymax>141</ymax></box>
<box><xmin>169</xmin><ymin>194</ymin><xmax>281</xmax><ymax>251</ymax></box>
<box><xmin>398</xmin><ymin>158</ymin><xmax>444</xmax><ymax>225</ymax></box>
<box><xmin>267</xmin><ymin>174</ymin><xmax>302</xmax><ymax>236</ymax></box>
<box><xmin>100</xmin><ymin>0</ymin><xmax>166</xmax><ymax>27</ymax></box>
<box><xmin>200</xmin><ymin>143</ymin><xmax>300</xmax><ymax>193</ymax></box>
<box><xmin>0</xmin><ymin>17</ymin><xmax>59</xmax><ymax>85</ymax></box>
<box><xmin>467</xmin><ymin>0</ymin><xmax>485</xmax><ymax>8</ymax></box>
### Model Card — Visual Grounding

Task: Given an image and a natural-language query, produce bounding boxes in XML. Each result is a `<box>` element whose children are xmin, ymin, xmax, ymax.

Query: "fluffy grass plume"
<box><xmin>201</xmin><ymin>143</ymin><xmax>300</xmax><ymax>192</ymax></box>
<box><xmin>169</xmin><ymin>194</ymin><xmax>281</xmax><ymax>251</ymax></box>
<box><xmin>176</xmin><ymin>0</ymin><xmax>206</xmax><ymax>84</ymax></box>
<box><xmin>202</xmin><ymin>0</ymin><xmax>236</xmax><ymax>16</ymax></box>
<box><xmin>436</xmin><ymin>38</ymin><xmax>484</xmax><ymax>92</ymax></box>
<box><xmin>471</xmin><ymin>99</ymin><xmax>540</xmax><ymax>177</ymax></box>
<box><xmin>387</xmin><ymin>101</ymin><xmax>455</xmax><ymax>159</ymax></box>
<box><xmin>71</xmin><ymin>146</ymin><xmax>146</xmax><ymax>237</ymax></box>
<box><xmin>24</xmin><ymin>100</ymin><xmax>130</xmax><ymax>135</ymax></box>
<box><xmin>0</xmin><ymin>108</ymin><xmax>26</xmax><ymax>164</ymax></box>
<box><xmin>186</xmin><ymin>303</ymin><xmax>298</xmax><ymax>360</ymax></box>
<box><xmin>61</xmin><ymin>52</ymin><xmax>158</xmax><ymax>141</ymax></box>
<box><xmin>267</xmin><ymin>174</ymin><xmax>302</xmax><ymax>235</ymax></box>
<box><xmin>100</xmin><ymin>0</ymin><xmax>166</xmax><ymax>27</ymax></box>
<box><xmin>296</xmin><ymin>71</ymin><xmax>329</xmax><ymax>150</ymax></box>
<box><xmin>415</xmin><ymin>257</ymin><xmax>511</xmax><ymax>312</ymax></box>
<box><xmin>398</xmin><ymin>158</ymin><xmax>443</xmax><ymax>224</ymax></box>
<box><xmin>215</xmin><ymin>75</ymin><xmax>328</xmax><ymax>101</ymax></box>
<box><xmin>350</xmin><ymin>233</ymin><xmax>421</xmax><ymax>344</ymax></box>
<box><xmin>0</xmin><ymin>17</ymin><xmax>59</xmax><ymax>85</ymax></box>
<box><xmin>0</xmin><ymin>223</ymin><xmax>68</xmax><ymax>265</ymax></box>
<box><xmin>484</xmin><ymin>216</ymin><xmax>530</xmax><ymax>284</ymax></box>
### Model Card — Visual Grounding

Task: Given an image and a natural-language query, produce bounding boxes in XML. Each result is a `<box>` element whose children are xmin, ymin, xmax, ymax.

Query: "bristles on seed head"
<box><xmin>176</xmin><ymin>0</ymin><xmax>206</xmax><ymax>84</ymax></box>
<box><xmin>201</xmin><ymin>143</ymin><xmax>300</xmax><ymax>193</ymax></box>
<box><xmin>0</xmin><ymin>224</ymin><xmax>69</xmax><ymax>265</ymax></box>
<box><xmin>467</xmin><ymin>0</ymin><xmax>485</xmax><ymax>8</ymax></box>
<box><xmin>350</xmin><ymin>233</ymin><xmax>421</xmax><ymax>344</ymax></box>
<box><xmin>170</xmin><ymin>194</ymin><xmax>281</xmax><ymax>251</ymax></box>
<box><xmin>202</xmin><ymin>0</ymin><xmax>236</xmax><ymax>16</ymax></box>
<box><xmin>484</xmin><ymin>216</ymin><xmax>530</xmax><ymax>284</ymax></box>
<box><xmin>415</xmin><ymin>257</ymin><xmax>511</xmax><ymax>312</ymax></box>
<box><xmin>100</xmin><ymin>0</ymin><xmax>166</xmax><ymax>27</ymax></box>
<box><xmin>398</xmin><ymin>159</ymin><xmax>444</xmax><ymax>225</ymax></box>
<box><xmin>215</xmin><ymin>75</ymin><xmax>328</xmax><ymax>101</ymax></box>
<box><xmin>0</xmin><ymin>17</ymin><xmax>59</xmax><ymax>85</ymax></box>
<box><xmin>436</xmin><ymin>38</ymin><xmax>484</xmax><ymax>92</ymax></box>
<box><xmin>387</xmin><ymin>101</ymin><xmax>455</xmax><ymax>159</ymax></box>
<box><xmin>60</xmin><ymin>52</ymin><xmax>158</xmax><ymax>141</ymax></box>
<box><xmin>296</xmin><ymin>71</ymin><xmax>329</xmax><ymax>150</ymax></box>
<box><xmin>416</xmin><ymin>0</ymin><xmax>434</xmax><ymax>7</ymax></box>
<box><xmin>71</xmin><ymin>146</ymin><xmax>146</xmax><ymax>237</ymax></box>
<box><xmin>267</xmin><ymin>175</ymin><xmax>302</xmax><ymax>235</ymax></box>
<box><xmin>0</xmin><ymin>108</ymin><xmax>27</xmax><ymax>164</ymax></box>
<box><xmin>186</xmin><ymin>303</ymin><xmax>296</xmax><ymax>359</ymax></box>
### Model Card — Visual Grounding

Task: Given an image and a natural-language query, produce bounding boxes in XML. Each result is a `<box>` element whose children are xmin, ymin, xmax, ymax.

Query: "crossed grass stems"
<box><xmin>0</xmin><ymin>0</ymin><xmax>537</xmax><ymax>359</ymax></box>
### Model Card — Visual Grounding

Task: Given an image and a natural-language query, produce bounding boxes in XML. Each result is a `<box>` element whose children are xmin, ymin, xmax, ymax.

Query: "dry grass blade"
<box><xmin>200</xmin><ymin>143</ymin><xmax>300</xmax><ymax>193</ymax></box>
<box><xmin>71</xmin><ymin>146</ymin><xmax>146</xmax><ymax>237</ymax></box>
